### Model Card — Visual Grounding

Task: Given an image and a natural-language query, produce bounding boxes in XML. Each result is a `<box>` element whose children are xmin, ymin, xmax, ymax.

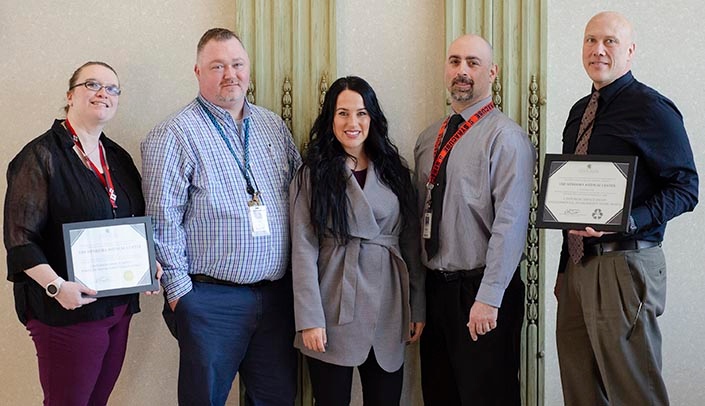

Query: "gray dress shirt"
<box><xmin>414</xmin><ymin>96</ymin><xmax>536</xmax><ymax>307</ymax></box>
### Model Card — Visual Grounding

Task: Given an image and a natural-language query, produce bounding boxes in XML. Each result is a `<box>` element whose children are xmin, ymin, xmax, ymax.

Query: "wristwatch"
<box><xmin>627</xmin><ymin>216</ymin><xmax>637</xmax><ymax>234</ymax></box>
<box><xmin>45</xmin><ymin>277</ymin><xmax>64</xmax><ymax>298</ymax></box>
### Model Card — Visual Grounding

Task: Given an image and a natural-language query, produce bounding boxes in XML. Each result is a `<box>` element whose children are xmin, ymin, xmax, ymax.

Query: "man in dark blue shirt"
<box><xmin>555</xmin><ymin>11</ymin><xmax>698</xmax><ymax>406</ymax></box>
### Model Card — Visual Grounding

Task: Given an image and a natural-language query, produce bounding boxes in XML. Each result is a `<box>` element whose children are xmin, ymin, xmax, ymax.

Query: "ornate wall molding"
<box><xmin>318</xmin><ymin>73</ymin><xmax>329</xmax><ymax>113</ymax></box>
<box><xmin>493</xmin><ymin>76</ymin><xmax>503</xmax><ymax>111</ymax></box>
<box><xmin>247</xmin><ymin>81</ymin><xmax>256</xmax><ymax>105</ymax></box>
<box><xmin>282</xmin><ymin>76</ymin><xmax>293</xmax><ymax>131</ymax></box>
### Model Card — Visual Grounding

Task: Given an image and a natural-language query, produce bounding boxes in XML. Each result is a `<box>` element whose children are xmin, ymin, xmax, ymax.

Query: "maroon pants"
<box><xmin>26</xmin><ymin>304</ymin><xmax>132</xmax><ymax>406</ymax></box>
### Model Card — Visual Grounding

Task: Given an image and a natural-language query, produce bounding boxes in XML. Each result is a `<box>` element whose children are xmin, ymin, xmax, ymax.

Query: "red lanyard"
<box><xmin>427</xmin><ymin>102</ymin><xmax>495</xmax><ymax>188</ymax></box>
<box><xmin>65</xmin><ymin>119</ymin><xmax>118</xmax><ymax>212</ymax></box>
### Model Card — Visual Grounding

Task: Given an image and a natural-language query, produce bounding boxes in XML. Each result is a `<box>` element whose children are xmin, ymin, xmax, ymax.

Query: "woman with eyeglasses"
<box><xmin>4</xmin><ymin>61</ymin><xmax>159</xmax><ymax>405</ymax></box>
<box><xmin>290</xmin><ymin>76</ymin><xmax>425</xmax><ymax>405</ymax></box>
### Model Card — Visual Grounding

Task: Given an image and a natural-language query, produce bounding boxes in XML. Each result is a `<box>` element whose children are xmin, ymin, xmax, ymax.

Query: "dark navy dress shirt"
<box><xmin>558</xmin><ymin>71</ymin><xmax>698</xmax><ymax>273</ymax></box>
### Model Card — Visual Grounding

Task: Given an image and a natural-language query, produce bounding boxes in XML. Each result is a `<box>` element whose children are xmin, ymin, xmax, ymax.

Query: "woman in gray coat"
<box><xmin>290</xmin><ymin>76</ymin><xmax>425</xmax><ymax>406</ymax></box>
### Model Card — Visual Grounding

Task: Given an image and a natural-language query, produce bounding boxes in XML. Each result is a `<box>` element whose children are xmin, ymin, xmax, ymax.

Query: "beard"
<box><xmin>450</xmin><ymin>76</ymin><xmax>474</xmax><ymax>103</ymax></box>
<box><xmin>217</xmin><ymin>92</ymin><xmax>243</xmax><ymax>104</ymax></box>
<box><xmin>217</xmin><ymin>80</ymin><xmax>246</xmax><ymax>103</ymax></box>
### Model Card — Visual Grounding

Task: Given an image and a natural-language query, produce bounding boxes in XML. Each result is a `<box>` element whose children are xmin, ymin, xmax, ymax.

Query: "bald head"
<box><xmin>448</xmin><ymin>34</ymin><xmax>494</xmax><ymax>61</ymax></box>
<box><xmin>585</xmin><ymin>11</ymin><xmax>634</xmax><ymax>43</ymax></box>
<box><xmin>582</xmin><ymin>11</ymin><xmax>636</xmax><ymax>89</ymax></box>
<box><xmin>445</xmin><ymin>34</ymin><xmax>497</xmax><ymax>112</ymax></box>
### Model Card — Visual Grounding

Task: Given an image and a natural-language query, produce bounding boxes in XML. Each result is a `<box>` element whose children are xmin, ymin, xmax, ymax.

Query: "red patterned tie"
<box><xmin>568</xmin><ymin>91</ymin><xmax>600</xmax><ymax>264</ymax></box>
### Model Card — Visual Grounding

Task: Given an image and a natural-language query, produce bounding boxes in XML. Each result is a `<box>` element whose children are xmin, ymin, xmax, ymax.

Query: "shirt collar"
<box><xmin>456</xmin><ymin>95</ymin><xmax>494</xmax><ymax>121</ymax></box>
<box><xmin>591</xmin><ymin>71</ymin><xmax>635</xmax><ymax>104</ymax></box>
<box><xmin>196</xmin><ymin>94</ymin><xmax>252</xmax><ymax>123</ymax></box>
<box><xmin>53</xmin><ymin>119</ymin><xmax>110</xmax><ymax>150</ymax></box>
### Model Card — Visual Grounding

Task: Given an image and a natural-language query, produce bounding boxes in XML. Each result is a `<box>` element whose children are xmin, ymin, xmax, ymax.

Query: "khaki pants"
<box><xmin>557</xmin><ymin>246</ymin><xmax>669</xmax><ymax>406</ymax></box>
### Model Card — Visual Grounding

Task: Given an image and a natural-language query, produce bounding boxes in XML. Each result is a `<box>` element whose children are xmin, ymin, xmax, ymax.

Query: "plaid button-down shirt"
<box><xmin>141</xmin><ymin>96</ymin><xmax>301</xmax><ymax>302</ymax></box>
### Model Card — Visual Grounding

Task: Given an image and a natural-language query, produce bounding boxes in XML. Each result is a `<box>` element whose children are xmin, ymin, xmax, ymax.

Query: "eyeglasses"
<box><xmin>70</xmin><ymin>80</ymin><xmax>122</xmax><ymax>96</ymax></box>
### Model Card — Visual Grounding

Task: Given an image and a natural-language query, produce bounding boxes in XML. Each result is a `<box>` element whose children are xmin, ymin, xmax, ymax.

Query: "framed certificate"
<box><xmin>63</xmin><ymin>216</ymin><xmax>159</xmax><ymax>297</ymax></box>
<box><xmin>537</xmin><ymin>154</ymin><xmax>638</xmax><ymax>232</ymax></box>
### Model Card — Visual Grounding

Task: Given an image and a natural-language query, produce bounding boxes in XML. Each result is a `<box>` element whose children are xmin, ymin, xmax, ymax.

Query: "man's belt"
<box><xmin>190</xmin><ymin>273</ymin><xmax>272</xmax><ymax>288</ymax></box>
<box><xmin>428</xmin><ymin>267</ymin><xmax>485</xmax><ymax>282</ymax></box>
<box><xmin>584</xmin><ymin>239</ymin><xmax>660</xmax><ymax>257</ymax></box>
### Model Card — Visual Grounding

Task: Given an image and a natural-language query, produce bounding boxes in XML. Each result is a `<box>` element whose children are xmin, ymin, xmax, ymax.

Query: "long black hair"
<box><xmin>296</xmin><ymin>76</ymin><xmax>417</xmax><ymax>242</ymax></box>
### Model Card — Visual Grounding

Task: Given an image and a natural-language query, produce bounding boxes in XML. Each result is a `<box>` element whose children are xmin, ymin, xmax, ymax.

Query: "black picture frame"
<box><xmin>536</xmin><ymin>154</ymin><xmax>638</xmax><ymax>232</ymax></box>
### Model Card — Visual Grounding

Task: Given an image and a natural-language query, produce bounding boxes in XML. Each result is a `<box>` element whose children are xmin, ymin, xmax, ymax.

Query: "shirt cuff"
<box><xmin>476</xmin><ymin>281</ymin><xmax>505</xmax><ymax>308</ymax></box>
<box><xmin>630</xmin><ymin>206</ymin><xmax>651</xmax><ymax>233</ymax></box>
<box><xmin>7</xmin><ymin>244</ymin><xmax>49</xmax><ymax>281</ymax></box>
<box><xmin>163</xmin><ymin>272</ymin><xmax>193</xmax><ymax>302</ymax></box>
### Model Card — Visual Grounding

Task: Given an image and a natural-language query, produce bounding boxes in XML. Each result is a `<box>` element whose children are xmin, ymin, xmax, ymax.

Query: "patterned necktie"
<box><xmin>425</xmin><ymin>114</ymin><xmax>465</xmax><ymax>259</ymax></box>
<box><xmin>568</xmin><ymin>91</ymin><xmax>600</xmax><ymax>264</ymax></box>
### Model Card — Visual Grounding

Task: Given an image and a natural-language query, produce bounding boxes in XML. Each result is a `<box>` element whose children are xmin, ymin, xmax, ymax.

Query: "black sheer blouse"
<box><xmin>4</xmin><ymin>119</ymin><xmax>143</xmax><ymax>326</ymax></box>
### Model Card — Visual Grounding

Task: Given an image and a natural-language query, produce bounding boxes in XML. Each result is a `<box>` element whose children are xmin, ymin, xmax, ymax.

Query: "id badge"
<box><xmin>248</xmin><ymin>205</ymin><xmax>271</xmax><ymax>237</ymax></box>
<box><xmin>422</xmin><ymin>189</ymin><xmax>433</xmax><ymax>239</ymax></box>
<box><xmin>423</xmin><ymin>211</ymin><xmax>432</xmax><ymax>239</ymax></box>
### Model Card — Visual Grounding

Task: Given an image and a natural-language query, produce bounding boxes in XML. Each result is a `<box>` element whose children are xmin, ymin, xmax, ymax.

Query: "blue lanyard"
<box><xmin>197</xmin><ymin>99</ymin><xmax>257</xmax><ymax>197</ymax></box>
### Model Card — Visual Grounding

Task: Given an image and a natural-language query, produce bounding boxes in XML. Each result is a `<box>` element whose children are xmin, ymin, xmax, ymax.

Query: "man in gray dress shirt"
<box><xmin>414</xmin><ymin>34</ymin><xmax>535</xmax><ymax>405</ymax></box>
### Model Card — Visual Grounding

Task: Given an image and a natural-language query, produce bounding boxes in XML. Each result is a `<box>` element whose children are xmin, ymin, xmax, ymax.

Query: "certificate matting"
<box><xmin>63</xmin><ymin>216</ymin><xmax>159</xmax><ymax>297</ymax></box>
<box><xmin>537</xmin><ymin>154</ymin><xmax>637</xmax><ymax>232</ymax></box>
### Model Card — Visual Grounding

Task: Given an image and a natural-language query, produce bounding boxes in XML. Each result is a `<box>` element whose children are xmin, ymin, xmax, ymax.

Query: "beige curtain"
<box><xmin>236</xmin><ymin>0</ymin><xmax>336</xmax><ymax>150</ymax></box>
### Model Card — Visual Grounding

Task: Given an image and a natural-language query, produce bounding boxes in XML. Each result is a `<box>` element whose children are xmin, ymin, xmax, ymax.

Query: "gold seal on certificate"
<box><xmin>63</xmin><ymin>216</ymin><xmax>159</xmax><ymax>297</ymax></box>
<box><xmin>537</xmin><ymin>154</ymin><xmax>637</xmax><ymax>232</ymax></box>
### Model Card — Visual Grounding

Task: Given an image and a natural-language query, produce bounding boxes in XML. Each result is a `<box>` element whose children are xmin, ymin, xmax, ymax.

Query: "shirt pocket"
<box><xmin>264</xmin><ymin>142</ymin><xmax>293</xmax><ymax>192</ymax></box>
<box><xmin>451</xmin><ymin>160</ymin><xmax>485</xmax><ymax>200</ymax></box>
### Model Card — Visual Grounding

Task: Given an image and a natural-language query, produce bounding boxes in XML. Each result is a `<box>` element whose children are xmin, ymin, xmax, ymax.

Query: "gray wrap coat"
<box><xmin>290</xmin><ymin>162</ymin><xmax>425</xmax><ymax>372</ymax></box>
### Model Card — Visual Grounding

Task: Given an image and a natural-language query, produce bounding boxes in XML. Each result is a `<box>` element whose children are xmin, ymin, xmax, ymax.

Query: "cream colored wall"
<box><xmin>0</xmin><ymin>1</ymin><xmax>238</xmax><ymax>405</ymax></box>
<box><xmin>545</xmin><ymin>1</ymin><xmax>705</xmax><ymax>405</ymax></box>
<box><xmin>335</xmin><ymin>2</ymin><xmax>445</xmax><ymax>405</ymax></box>
<box><xmin>336</xmin><ymin>1</ymin><xmax>447</xmax><ymax>164</ymax></box>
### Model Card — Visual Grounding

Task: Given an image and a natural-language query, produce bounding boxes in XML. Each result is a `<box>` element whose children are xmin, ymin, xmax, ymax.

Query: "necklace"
<box><xmin>62</xmin><ymin>120</ymin><xmax>100</xmax><ymax>158</ymax></box>
<box><xmin>82</xmin><ymin>141</ymin><xmax>101</xmax><ymax>158</ymax></box>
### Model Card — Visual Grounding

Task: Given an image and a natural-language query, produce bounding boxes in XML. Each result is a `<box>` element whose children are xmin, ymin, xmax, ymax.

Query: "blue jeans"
<box><xmin>170</xmin><ymin>274</ymin><xmax>297</xmax><ymax>405</ymax></box>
